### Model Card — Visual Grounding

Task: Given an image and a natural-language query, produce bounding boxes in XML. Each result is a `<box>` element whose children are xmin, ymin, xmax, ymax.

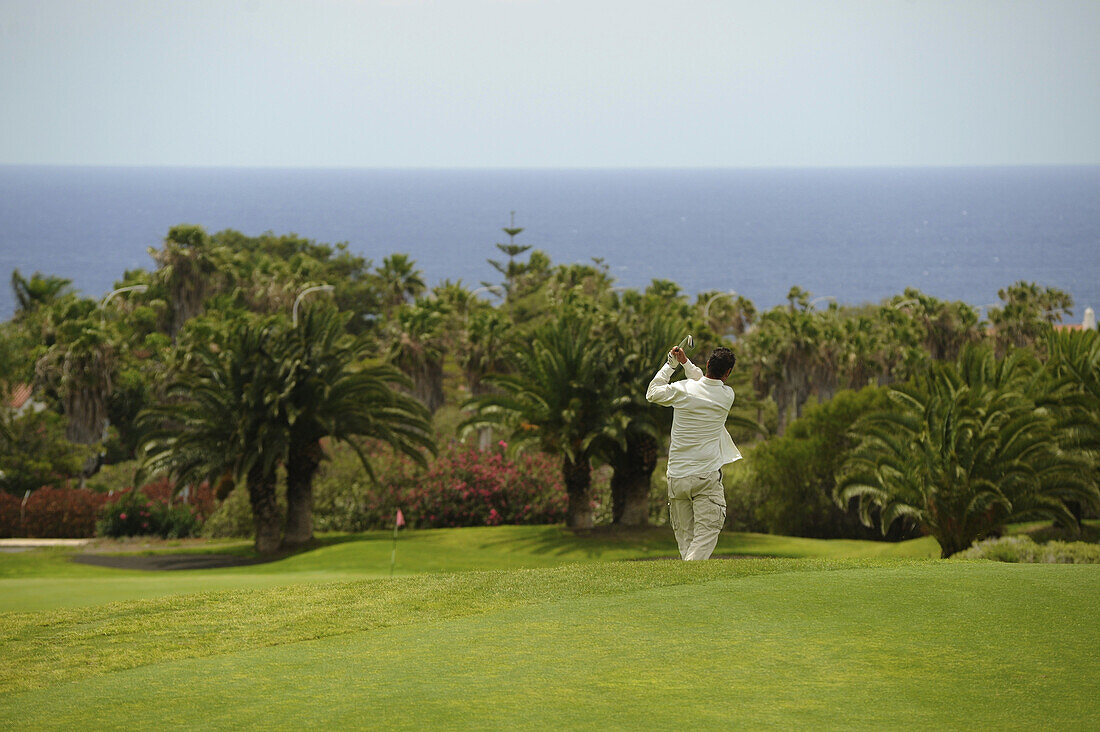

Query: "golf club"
<box><xmin>667</xmin><ymin>334</ymin><xmax>695</xmax><ymax>366</ymax></box>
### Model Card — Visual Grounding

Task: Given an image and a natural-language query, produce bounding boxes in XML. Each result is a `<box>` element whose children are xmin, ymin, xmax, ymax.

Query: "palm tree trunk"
<box><xmin>284</xmin><ymin>438</ymin><xmax>323</xmax><ymax>548</ymax></box>
<box><xmin>934</xmin><ymin>531</ymin><xmax>969</xmax><ymax>559</ymax></box>
<box><xmin>611</xmin><ymin>434</ymin><xmax>658</xmax><ymax>526</ymax></box>
<box><xmin>415</xmin><ymin>360</ymin><xmax>446</xmax><ymax>414</ymax></box>
<box><xmin>470</xmin><ymin>379</ymin><xmax>494</xmax><ymax>449</ymax></box>
<box><xmin>247</xmin><ymin>464</ymin><xmax>282</xmax><ymax>555</ymax></box>
<box><xmin>563</xmin><ymin>457</ymin><xmax>593</xmax><ymax>529</ymax></box>
<box><xmin>775</xmin><ymin>387</ymin><xmax>791</xmax><ymax>437</ymax></box>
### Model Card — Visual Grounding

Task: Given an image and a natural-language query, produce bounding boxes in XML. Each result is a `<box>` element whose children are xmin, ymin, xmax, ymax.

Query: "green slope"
<box><xmin>0</xmin><ymin>526</ymin><xmax>938</xmax><ymax>612</ymax></box>
<box><xmin>3</xmin><ymin>560</ymin><xmax>1097</xmax><ymax>730</ymax></box>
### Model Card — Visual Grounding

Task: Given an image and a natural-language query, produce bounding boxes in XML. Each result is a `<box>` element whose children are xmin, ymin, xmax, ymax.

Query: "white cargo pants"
<box><xmin>667</xmin><ymin>470</ymin><xmax>726</xmax><ymax>560</ymax></box>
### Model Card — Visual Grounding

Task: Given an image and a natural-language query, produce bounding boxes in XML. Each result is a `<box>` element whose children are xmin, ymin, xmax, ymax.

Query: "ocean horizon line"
<box><xmin>3</xmin><ymin>162</ymin><xmax>1099</xmax><ymax>173</ymax></box>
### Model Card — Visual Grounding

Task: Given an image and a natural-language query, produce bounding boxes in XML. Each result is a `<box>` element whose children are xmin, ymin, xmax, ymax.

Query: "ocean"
<box><xmin>1</xmin><ymin>165</ymin><xmax>1098</xmax><ymax>321</ymax></box>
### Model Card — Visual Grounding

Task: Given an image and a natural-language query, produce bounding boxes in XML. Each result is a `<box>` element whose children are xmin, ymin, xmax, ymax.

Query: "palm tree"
<box><xmin>279</xmin><ymin>306</ymin><xmax>435</xmax><ymax>547</ymax></box>
<box><xmin>375</xmin><ymin>254</ymin><xmax>426</xmax><ymax>313</ymax></box>
<box><xmin>546</xmin><ymin>261</ymin><xmax>615</xmax><ymax>302</ymax></box>
<box><xmin>837</xmin><ymin>314</ymin><xmax>882</xmax><ymax>391</ymax></box>
<box><xmin>34</xmin><ymin>308</ymin><xmax>117</xmax><ymax>482</ymax></box>
<box><xmin>460</xmin><ymin>308</ymin><xmax>510</xmax><ymax>395</ymax></box>
<box><xmin>1045</xmin><ymin>327</ymin><xmax>1100</xmax><ymax>451</ymax></box>
<box><xmin>696</xmin><ymin>290</ymin><xmax>756</xmax><ymax>339</ymax></box>
<box><xmin>1043</xmin><ymin>328</ymin><xmax>1100</xmax><ymax>526</ymax></box>
<box><xmin>598</xmin><ymin>309</ymin><xmax>684</xmax><ymax>525</ymax></box>
<box><xmin>742</xmin><ymin>298</ymin><xmax>819</xmax><ymax>435</ymax></box>
<box><xmin>459</xmin><ymin>307</ymin><xmax>512</xmax><ymax>448</ymax></box>
<box><xmin>148</xmin><ymin>225</ymin><xmax>223</xmax><ymax>339</ymax></box>
<box><xmin>892</xmin><ymin>289</ymin><xmax>981</xmax><ymax>362</ymax></box>
<box><xmin>872</xmin><ymin>304</ymin><xmax>928</xmax><ymax>385</ymax></box>
<box><xmin>137</xmin><ymin>318</ymin><xmax>289</xmax><ymax>554</ymax></box>
<box><xmin>10</xmin><ymin>270</ymin><xmax>72</xmax><ymax>316</ymax></box>
<box><xmin>462</xmin><ymin>310</ymin><xmax>614</xmax><ymax>528</ymax></box>
<box><xmin>987</xmin><ymin>281</ymin><xmax>1074</xmax><ymax>355</ymax></box>
<box><xmin>387</xmin><ymin>299</ymin><xmax>450</xmax><ymax>414</ymax></box>
<box><xmin>837</xmin><ymin>345</ymin><xmax>1098</xmax><ymax>557</ymax></box>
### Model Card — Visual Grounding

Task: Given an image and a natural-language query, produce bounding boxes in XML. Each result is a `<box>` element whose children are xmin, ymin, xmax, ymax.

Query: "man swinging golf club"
<box><xmin>646</xmin><ymin>339</ymin><xmax>741</xmax><ymax>560</ymax></box>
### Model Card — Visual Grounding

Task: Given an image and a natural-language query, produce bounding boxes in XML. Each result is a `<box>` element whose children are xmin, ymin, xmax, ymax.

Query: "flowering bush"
<box><xmin>406</xmin><ymin>442</ymin><xmax>567</xmax><ymax>528</ymax></box>
<box><xmin>96</xmin><ymin>488</ymin><xmax>201</xmax><ymax>539</ymax></box>
<box><xmin>313</xmin><ymin>440</ymin><xmax>567</xmax><ymax>531</ymax></box>
<box><xmin>133</xmin><ymin>478</ymin><xmax>217</xmax><ymax>524</ymax></box>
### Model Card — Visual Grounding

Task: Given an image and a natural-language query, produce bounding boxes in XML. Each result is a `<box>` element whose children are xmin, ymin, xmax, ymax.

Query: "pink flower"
<box><xmin>498</xmin><ymin>440</ymin><xmax>508</xmax><ymax>448</ymax></box>
<box><xmin>119</xmin><ymin>513</ymin><xmax>127</xmax><ymax>520</ymax></box>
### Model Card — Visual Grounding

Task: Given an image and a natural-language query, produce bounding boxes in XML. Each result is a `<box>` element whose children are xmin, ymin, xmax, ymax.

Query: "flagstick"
<box><xmin>390</xmin><ymin>519</ymin><xmax>398</xmax><ymax>576</ymax></box>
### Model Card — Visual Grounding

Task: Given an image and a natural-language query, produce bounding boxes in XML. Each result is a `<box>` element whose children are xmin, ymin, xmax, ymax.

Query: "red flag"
<box><xmin>395</xmin><ymin>509</ymin><xmax>405</xmax><ymax>528</ymax></box>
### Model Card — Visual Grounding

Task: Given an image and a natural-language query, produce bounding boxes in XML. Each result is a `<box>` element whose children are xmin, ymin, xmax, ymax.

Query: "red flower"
<box><xmin>119</xmin><ymin>513</ymin><xmax>128</xmax><ymax>521</ymax></box>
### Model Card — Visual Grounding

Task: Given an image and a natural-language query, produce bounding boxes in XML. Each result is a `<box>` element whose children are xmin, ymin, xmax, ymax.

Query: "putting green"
<box><xmin>3</xmin><ymin>560</ymin><xmax>1096</xmax><ymax>729</ymax></box>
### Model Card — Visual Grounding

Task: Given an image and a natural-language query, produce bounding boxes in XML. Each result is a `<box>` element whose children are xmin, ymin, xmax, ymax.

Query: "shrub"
<box><xmin>751</xmin><ymin>386</ymin><xmax>918</xmax><ymax>540</ymax></box>
<box><xmin>200</xmin><ymin>483</ymin><xmax>273</xmax><ymax>539</ymax></box>
<box><xmin>311</xmin><ymin>441</ymin><xmax>415</xmax><ymax>532</ymax></box>
<box><xmin>313</xmin><ymin>441</ymin><xmax>567</xmax><ymax>531</ymax></box>
<box><xmin>0</xmin><ymin>410</ymin><xmax>94</xmax><ymax>498</ymax></box>
<box><xmin>201</xmin><ymin>472</ymin><xmax>288</xmax><ymax>539</ymax></box>
<box><xmin>402</xmin><ymin>443</ymin><xmax>567</xmax><ymax>528</ymax></box>
<box><xmin>19</xmin><ymin>486</ymin><xmax>109</xmax><ymax>538</ymax></box>
<box><xmin>720</xmin><ymin>451</ymin><xmax>769</xmax><ymax>533</ymax></box>
<box><xmin>135</xmin><ymin>478</ymin><xmax>217</xmax><ymax>524</ymax></box>
<box><xmin>0</xmin><ymin>490</ymin><xmax>22</xmax><ymax>537</ymax></box>
<box><xmin>956</xmin><ymin>535</ymin><xmax>1100</xmax><ymax>564</ymax></box>
<box><xmin>1021</xmin><ymin>521</ymin><xmax>1100</xmax><ymax>545</ymax></box>
<box><xmin>96</xmin><ymin>488</ymin><xmax>201</xmax><ymax>539</ymax></box>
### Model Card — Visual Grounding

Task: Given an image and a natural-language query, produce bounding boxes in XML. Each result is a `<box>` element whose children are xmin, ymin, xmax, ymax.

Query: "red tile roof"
<box><xmin>6</xmin><ymin>383</ymin><xmax>32</xmax><ymax>410</ymax></box>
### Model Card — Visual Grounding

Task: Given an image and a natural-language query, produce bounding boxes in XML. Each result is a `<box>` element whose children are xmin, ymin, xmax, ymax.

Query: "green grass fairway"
<box><xmin>0</xmin><ymin>526</ymin><xmax>938</xmax><ymax>612</ymax></box>
<box><xmin>2</xmin><ymin>559</ymin><xmax>1097</xmax><ymax>729</ymax></box>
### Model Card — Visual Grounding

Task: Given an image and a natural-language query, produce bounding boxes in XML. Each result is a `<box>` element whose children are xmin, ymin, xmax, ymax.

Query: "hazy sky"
<box><xmin>1</xmin><ymin>0</ymin><xmax>1098</xmax><ymax>167</ymax></box>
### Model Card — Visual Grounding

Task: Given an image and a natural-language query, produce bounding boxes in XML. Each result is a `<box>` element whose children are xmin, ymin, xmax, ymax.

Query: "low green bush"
<box><xmin>96</xmin><ymin>489</ymin><xmax>200</xmax><ymax>539</ymax></box>
<box><xmin>0</xmin><ymin>410</ymin><xmax>94</xmax><ymax>499</ymax></box>
<box><xmin>721</xmin><ymin>449</ymin><xmax>769</xmax><ymax>532</ymax></box>
<box><xmin>201</xmin><ymin>480</ymin><xmax>287</xmax><ymax>539</ymax></box>
<box><xmin>749</xmin><ymin>386</ymin><xmax>920</xmax><ymax>540</ymax></box>
<box><xmin>956</xmin><ymin>535</ymin><xmax>1100</xmax><ymax>564</ymax></box>
<box><xmin>1021</xmin><ymin>521</ymin><xmax>1100</xmax><ymax>545</ymax></box>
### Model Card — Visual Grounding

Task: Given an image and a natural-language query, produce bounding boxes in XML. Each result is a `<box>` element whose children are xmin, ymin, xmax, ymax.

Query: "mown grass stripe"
<box><xmin>4</xmin><ymin>561</ymin><xmax>1097</xmax><ymax>731</ymax></box>
<box><xmin>0</xmin><ymin>558</ymin><xmax>925</xmax><ymax>695</ymax></box>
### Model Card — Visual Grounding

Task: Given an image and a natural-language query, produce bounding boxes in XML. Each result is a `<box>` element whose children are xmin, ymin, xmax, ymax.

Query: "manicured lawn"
<box><xmin>2</xmin><ymin>558</ymin><xmax>1097</xmax><ymax>729</ymax></box>
<box><xmin>0</xmin><ymin>526</ymin><xmax>938</xmax><ymax>612</ymax></box>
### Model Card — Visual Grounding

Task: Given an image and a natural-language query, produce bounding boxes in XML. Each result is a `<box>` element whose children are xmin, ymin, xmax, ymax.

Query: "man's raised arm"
<box><xmin>646</xmin><ymin>347</ymin><xmax>691</xmax><ymax>406</ymax></box>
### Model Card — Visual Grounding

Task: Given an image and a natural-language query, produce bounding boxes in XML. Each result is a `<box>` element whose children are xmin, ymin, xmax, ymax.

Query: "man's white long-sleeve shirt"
<box><xmin>646</xmin><ymin>359</ymin><xmax>742</xmax><ymax>478</ymax></box>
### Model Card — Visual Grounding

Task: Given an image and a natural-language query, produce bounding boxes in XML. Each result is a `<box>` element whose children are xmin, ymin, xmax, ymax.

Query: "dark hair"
<box><xmin>706</xmin><ymin>347</ymin><xmax>736</xmax><ymax>378</ymax></box>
